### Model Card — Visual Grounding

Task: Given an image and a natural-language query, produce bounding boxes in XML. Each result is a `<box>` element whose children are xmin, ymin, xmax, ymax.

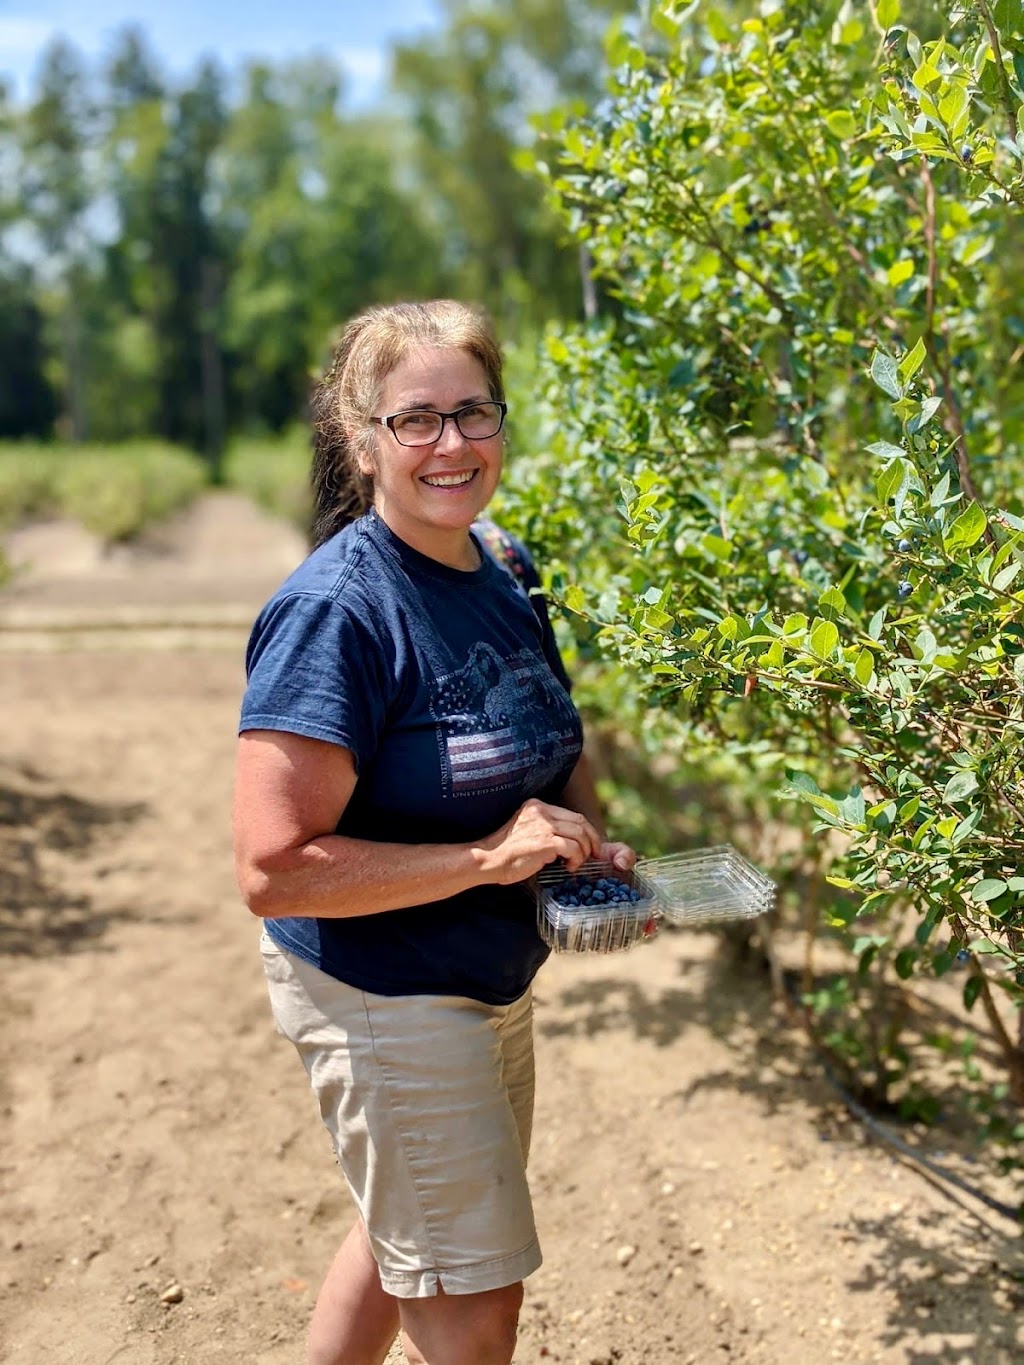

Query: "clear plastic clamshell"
<box><xmin>535</xmin><ymin>859</ymin><xmax>660</xmax><ymax>954</ymax></box>
<box><xmin>637</xmin><ymin>846</ymin><xmax>776</xmax><ymax>927</ymax></box>
<box><xmin>535</xmin><ymin>845</ymin><xmax>775</xmax><ymax>954</ymax></box>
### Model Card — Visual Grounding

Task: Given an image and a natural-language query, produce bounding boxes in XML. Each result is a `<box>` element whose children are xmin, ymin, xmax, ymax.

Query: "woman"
<box><xmin>233</xmin><ymin>299</ymin><xmax>636</xmax><ymax>1365</ymax></box>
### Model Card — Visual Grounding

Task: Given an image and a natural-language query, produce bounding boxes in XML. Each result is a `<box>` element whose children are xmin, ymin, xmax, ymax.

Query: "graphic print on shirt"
<box><xmin>429</xmin><ymin>641</ymin><xmax>580</xmax><ymax>798</ymax></box>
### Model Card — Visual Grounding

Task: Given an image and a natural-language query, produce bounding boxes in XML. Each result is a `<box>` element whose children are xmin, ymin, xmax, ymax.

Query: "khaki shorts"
<box><xmin>260</xmin><ymin>930</ymin><xmax>541</xmax><ymax>1298</ymax></box>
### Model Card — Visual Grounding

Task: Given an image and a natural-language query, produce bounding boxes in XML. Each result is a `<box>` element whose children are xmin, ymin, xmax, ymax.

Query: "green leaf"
<box><xmin>826</xmin><ymin>110</ymin><xmax>857</xmax><ymax>140</ymax></box>
<box><xmin>876</xmin><ymin>460</ymin><xmax>909</xmax><ymax>506</ymax></box>
<box><xmin>762</xmin><ymin>639</ymin><xmax>784</xmax><ymax>668</ymax></box>
<box><xmin>894</xmin><ymin>948</ymin><xmax>917</xmax><ymax>979</ymax></box>
<box><xmin>870</xmin><ymin>349</ymin><xmax>902</xmax><ymax>399</ymax></box>
<box><xmin>854</xmin><ymin>648</ymin><xmax>874</xmax><ymax>684</ymax></box>
<box><xmin>877</xmin><ymin>0</ymin><xmax>901</xmax><ymax>28</ymax></box>
<box><xmin>818</xmin><ymin>586</ymin><xmax>847</xmax><ymax>619</ymax></box>
<box><xmin>865</xmin><ymin>440</ymin><xmax>906</xmax><ymax>460</ymax></box>
<box><xmin>809</xmin><ymin>617</ymin><xmax>840</xmax><ymax>658</ymax></box>
<box><xmin>993</xmin><ymin>561</ymin><xmax>1021</xmax><ymax>591</ymax></box>
<box><xmin>840</xmin><ymin>787</ymin><xmax>866</xmax><ymax>827</ymax></box>
<box><xmin>930</xmin><ymin>471</ymin><xmax>952</xmax><ymax>507</ymax></box>
<box><xmin>972</xmin><ymin>878</ymin><xmax>1008</xmax><ymax>902</ymax></box>
<box><xmin>944</xmin><ymin>770</ymin><xmax>979</xmax><ymax>802</ymax></box>
<box><xmin>888</xmin><ymin>260</ymin><xmax>915</xmax><ymax>288</ymax></box>
<box><xmin>944</xmin><ymin>501</ymin><xmax>987</xmax><ymax>550</ymax></box>
<box><xmin>963</xmin><ymin>976</ymin><xmax>983</xmax><ymax>1012</ymax></box>
<box><xmin>907</xmin><ymin>395</ymin><xmax>942</xmax><ymax>433</ymax></box>
<box><xmin>895</xmin><ymin>337</ymin><xmax>928</xmax><ymax>384</ymax></box>
<box><xmin>564</xmin><ymin>585</ymin><xmax>587</xmax><ymax>613</ymax></box>
<box><xmin>915</xmin><ymin>627</ymin><xmax>937</xmax><ymax>663</ymax></box>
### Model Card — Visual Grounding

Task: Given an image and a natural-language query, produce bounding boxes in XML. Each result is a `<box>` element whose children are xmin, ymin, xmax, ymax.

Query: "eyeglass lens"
<box><xmin>390</xmin><ymin>403</ymin><xmax>503</xmax><ymax>446</ymax></box>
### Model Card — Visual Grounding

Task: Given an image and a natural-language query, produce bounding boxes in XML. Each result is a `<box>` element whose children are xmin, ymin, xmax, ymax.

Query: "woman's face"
<box><xmin>360</xmin><ymin>345</ymin><xmax>503</xmax><ymax>560</ymax></box>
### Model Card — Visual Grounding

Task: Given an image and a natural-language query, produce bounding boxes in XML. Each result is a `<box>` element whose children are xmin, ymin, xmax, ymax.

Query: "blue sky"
<box><xmin>0</xmin><ymin>0</ymin><xmax>442</xmax><ymax>106</ymax></box>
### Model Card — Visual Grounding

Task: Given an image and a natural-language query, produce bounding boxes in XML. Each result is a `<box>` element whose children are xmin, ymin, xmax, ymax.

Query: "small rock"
<box><xmin>160</xmin><ymin>1282</ymin><xmax>184</xmax><ymax>1305</ymax></box>
<box><xmin>616</xmin><ymin>1244</ymin><xmax>637</xmax><ymax>1267</ymax></box>
<box><xmin>688</xmin><ymin>1241</ymin><xmax>704</xmax><ymax>1255</ymax></box>
<box><xmin>660</xmin><ymin>1181</ymin><xmax>676</xmax><ymax>1196</ymax></box>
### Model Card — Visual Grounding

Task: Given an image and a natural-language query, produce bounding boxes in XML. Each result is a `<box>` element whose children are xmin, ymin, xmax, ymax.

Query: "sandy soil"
<box><xmin>1</xmin><ymin>493</ymin><xmax>1023</xmax><ymax>1365</ymax></box>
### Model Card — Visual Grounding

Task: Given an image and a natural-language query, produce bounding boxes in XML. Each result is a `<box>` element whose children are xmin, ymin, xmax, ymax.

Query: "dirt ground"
<box><xmin>2</xmin><ymin>493</ymin><xmax>1023</xmax><ymax>1365</ymax></box>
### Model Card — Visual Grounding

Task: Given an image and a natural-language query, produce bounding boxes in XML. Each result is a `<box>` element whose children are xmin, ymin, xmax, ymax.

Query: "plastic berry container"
<box><xmin>535</xmin><ymin>860</ymin><xmax>660</xmax><ymax>953</ymax></box>
<box><xmin>535</xmin><ymin>845</ymin><xmax>775</xmax><ymax>954</ymax></box>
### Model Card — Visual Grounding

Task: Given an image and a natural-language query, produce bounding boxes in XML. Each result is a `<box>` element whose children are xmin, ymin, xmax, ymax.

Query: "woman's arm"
<box><xmin>232</xmin><ymin>730</ymin><xmax>604</xmax><ymax>919</ymax></box>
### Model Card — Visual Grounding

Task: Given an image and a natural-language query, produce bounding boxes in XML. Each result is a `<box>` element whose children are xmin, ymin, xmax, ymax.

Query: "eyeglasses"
<box><xmin>372</xmin><ymin>401</ymin><xmax>507</xmax><ymax>448</ymax></box>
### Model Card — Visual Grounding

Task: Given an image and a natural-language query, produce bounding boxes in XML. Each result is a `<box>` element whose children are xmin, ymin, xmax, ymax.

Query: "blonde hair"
<box><xmin>310</xmin><ymin>300</ymin><xmax>505</xmax><ymax>547</ymax></box>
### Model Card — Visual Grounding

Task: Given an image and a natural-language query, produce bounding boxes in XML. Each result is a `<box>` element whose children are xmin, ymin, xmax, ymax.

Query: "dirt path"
<box><xmin>1</xmin><ymin>495</ymin><xmax>1022</xmax><ymax>1364</ymax></box>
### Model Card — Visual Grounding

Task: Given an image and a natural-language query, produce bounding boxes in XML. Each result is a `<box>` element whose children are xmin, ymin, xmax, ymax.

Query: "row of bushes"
<box><xmin>0</xmin><ymin>432</ymin><xmax>313</xmax><ymax>546</ymax></box>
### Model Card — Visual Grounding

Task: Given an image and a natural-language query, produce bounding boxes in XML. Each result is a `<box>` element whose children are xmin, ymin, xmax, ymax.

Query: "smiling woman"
<box><xmin>231</xmin><ymin>299</ymin><xmax>637</xmax><ymax>1365</ymax></box>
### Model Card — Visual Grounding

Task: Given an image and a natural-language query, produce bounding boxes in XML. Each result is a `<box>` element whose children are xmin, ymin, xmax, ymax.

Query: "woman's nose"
<box><xmin>434</xmin><ymin>415</ymin><xmax>470</xmax><ymax>454</ymax></box>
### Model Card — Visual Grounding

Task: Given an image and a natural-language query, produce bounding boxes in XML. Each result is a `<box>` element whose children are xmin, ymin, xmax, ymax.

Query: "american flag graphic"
<box><xmin>430</xmin><ymin>640</ymin><xmax>581</xmax><ymax>798</ymax></box>
<box><xmin>447</xmin><ymin>729</ymin><xmax>536</xmax><ymax>793</ymax></box>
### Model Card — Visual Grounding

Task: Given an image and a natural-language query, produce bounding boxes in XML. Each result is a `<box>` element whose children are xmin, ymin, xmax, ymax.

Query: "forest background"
<box><xmin>3</xmin><ymin>0</ymin><xmax>1024</xmax><ymax>1216</ymax></box>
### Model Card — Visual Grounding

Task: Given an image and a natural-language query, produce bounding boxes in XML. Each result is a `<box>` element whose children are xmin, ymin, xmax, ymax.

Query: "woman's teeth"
<box><xmin>422</xmin><ymin>470</ymin><xmax>476</xmax><ymax>487</ymax></box>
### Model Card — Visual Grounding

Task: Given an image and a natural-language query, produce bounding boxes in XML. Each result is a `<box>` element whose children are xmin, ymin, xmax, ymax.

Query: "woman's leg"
<box><xmin>399</xmin><ymin>1281</ymin><xmax>524</xmax><ymax>1365</ymax></box>
<box><xmin>308</xmin><ymin>1217</ymin><xmax>399</xmax><ymax>1365</ymax></box>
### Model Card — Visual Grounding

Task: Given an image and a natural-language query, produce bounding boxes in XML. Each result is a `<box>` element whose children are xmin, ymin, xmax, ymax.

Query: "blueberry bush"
<box><xmin>501</xmin><ymin>0</ymin><xmax>1024</xmax><ymax>1187</ymax></box>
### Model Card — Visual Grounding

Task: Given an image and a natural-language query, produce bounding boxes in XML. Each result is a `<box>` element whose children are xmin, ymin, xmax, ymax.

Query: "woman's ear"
<box><xmin>350</xmin><ymin>432</ymin><xmax>376</xmax><ymax>479</ymax></box>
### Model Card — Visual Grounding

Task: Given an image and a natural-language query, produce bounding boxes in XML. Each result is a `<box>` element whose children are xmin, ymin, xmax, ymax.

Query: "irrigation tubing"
<box><xmin>778</xmin><ymin>968</ymin><xmax>1021</xmax><ymax>1226</ymax></box>
<box><xmin>816</xmin><ymin>1057</ymin><xmax>1022</xmax><ymax>1227</ymax></box>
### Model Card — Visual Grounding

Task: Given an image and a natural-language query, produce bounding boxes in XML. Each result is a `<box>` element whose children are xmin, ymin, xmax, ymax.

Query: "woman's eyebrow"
<box><xmin>393</xmin><ymin>393</ymin><xmax>491</xmax><ymax>409</ymax></box>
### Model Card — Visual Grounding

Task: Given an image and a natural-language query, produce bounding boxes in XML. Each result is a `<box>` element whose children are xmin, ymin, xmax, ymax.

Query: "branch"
<box><xmin>975</xmin><ymin>0</ymin><xmax>1021</xmax><ymax>144</ymax></box>
<box><xmin>917</xmin><ymin>158</ymin><xmax>987</xmax><ymax>514</ymax></box>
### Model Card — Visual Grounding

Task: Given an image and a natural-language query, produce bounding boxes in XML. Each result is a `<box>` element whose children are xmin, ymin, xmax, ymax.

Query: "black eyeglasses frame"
<box><xmin>371</xmin><ymin>401</ymin><xmax>508</xmax><ymax>447</ymax></box>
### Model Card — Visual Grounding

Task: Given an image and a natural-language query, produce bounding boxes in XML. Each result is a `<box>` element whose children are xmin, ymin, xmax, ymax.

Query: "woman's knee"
<box><xmin>400</xmin><ymin>1281</ymin><xmax>523</xmax><ymax>1365</ymax></box>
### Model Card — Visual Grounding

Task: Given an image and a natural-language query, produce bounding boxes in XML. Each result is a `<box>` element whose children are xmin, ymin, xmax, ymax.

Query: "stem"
<box><xmin>917</xmin><ymin>159</ymin><xmax>984</xmax><ymax>511</ymax></box>
<box><xmin>953</xmin><ymin>915</ymin><xmax>1024</xmax><ymax>1104</ymax></box>
<box><xmin>975</xmin><ymin>0</ymin><xmax>1021</xmax><ymax>144</ymax></box>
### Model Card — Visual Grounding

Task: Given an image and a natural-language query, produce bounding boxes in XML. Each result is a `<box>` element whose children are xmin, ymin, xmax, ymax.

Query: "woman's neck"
<box><xmin>371</xmin><ymin>508</ymin><xmax>481</xmax><ymax>572</ymax></box>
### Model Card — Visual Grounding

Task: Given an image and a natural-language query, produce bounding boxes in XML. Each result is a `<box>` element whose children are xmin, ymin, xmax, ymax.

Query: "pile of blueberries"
<box><xmin>548</xmin><ymin>874</ymin><xmax>647</xmax><ymax>910</ymax></box>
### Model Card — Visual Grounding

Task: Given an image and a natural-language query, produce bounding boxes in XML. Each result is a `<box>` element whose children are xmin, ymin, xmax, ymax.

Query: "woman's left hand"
<box><xmin>598</xmin><ymin>840</ymin><xmax>637</xmax><ymax>872</ymax></box>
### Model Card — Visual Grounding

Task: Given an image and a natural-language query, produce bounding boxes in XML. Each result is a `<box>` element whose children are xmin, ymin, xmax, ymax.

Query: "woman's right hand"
<box><xmin>476</xmin><ymin>798</ymin><xmax>603</xmax><ymax>885</ymax></box>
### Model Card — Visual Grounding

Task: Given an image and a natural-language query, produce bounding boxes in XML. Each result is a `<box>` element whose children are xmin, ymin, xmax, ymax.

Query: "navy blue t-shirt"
<box><xmin>239</xmin><ymin>510</ymin><xmax>584</xmax><ymax>1005</ymax></box>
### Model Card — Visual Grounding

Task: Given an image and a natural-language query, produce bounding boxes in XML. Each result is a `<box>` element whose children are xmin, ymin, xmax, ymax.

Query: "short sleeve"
<box><xmin>240</xmin><ymin>592</ymin><xmax>393</xmax><ymax>770</ymax></box>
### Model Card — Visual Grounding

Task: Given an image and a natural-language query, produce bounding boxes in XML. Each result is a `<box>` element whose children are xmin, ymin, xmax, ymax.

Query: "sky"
<box><xmin>0</xmin><ymin>0</ymin><xmax>442</xmax><ymax>107</ymax></box>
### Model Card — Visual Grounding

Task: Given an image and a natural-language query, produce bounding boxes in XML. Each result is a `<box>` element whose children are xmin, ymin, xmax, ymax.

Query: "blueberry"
<box><xmin>792</xmin><ymin>549</ymin><xmax>809</xmax><ymax>567</ymax></box>
<box><xmin>897</xmin><ymin>538</ymin><xmax>911</xmax><ymax>552</ymax></box>
<box><xmin>897</xmin><ymin>580</ymin><xmax>913</xmax><ymax>598</ymax></box>
<box><xmin>592</xmin><ymin>889</ymin><xmax>606</xmax><ymax>902</ymax></box>
<box><xmin>961</xmin><ymin>144</ymin><xmax>973</xmax><ymax>163</ymax></box>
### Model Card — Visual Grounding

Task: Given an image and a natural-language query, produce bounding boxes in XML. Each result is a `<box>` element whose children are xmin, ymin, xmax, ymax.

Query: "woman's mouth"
<box><xmin>420</xmin><ymin>470</ymin><xmax>478</xmax><ymax>488</ymax></box>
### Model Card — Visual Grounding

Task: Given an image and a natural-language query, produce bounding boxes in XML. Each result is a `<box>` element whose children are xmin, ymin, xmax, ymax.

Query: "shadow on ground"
<box><xmin>539</xmin><ymin>932</ymin><xmax>1024</xmax><ymax>1361</ymax></box>
<box><xmin>0</xmin><ymin>763</ymin><xmax>148</xmax><ymax>956</ymax></box>
<box><xmin>844</xmin><ymin>1203</ymin><xmax>1024</xmax><ymax>1363</ymax></box>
